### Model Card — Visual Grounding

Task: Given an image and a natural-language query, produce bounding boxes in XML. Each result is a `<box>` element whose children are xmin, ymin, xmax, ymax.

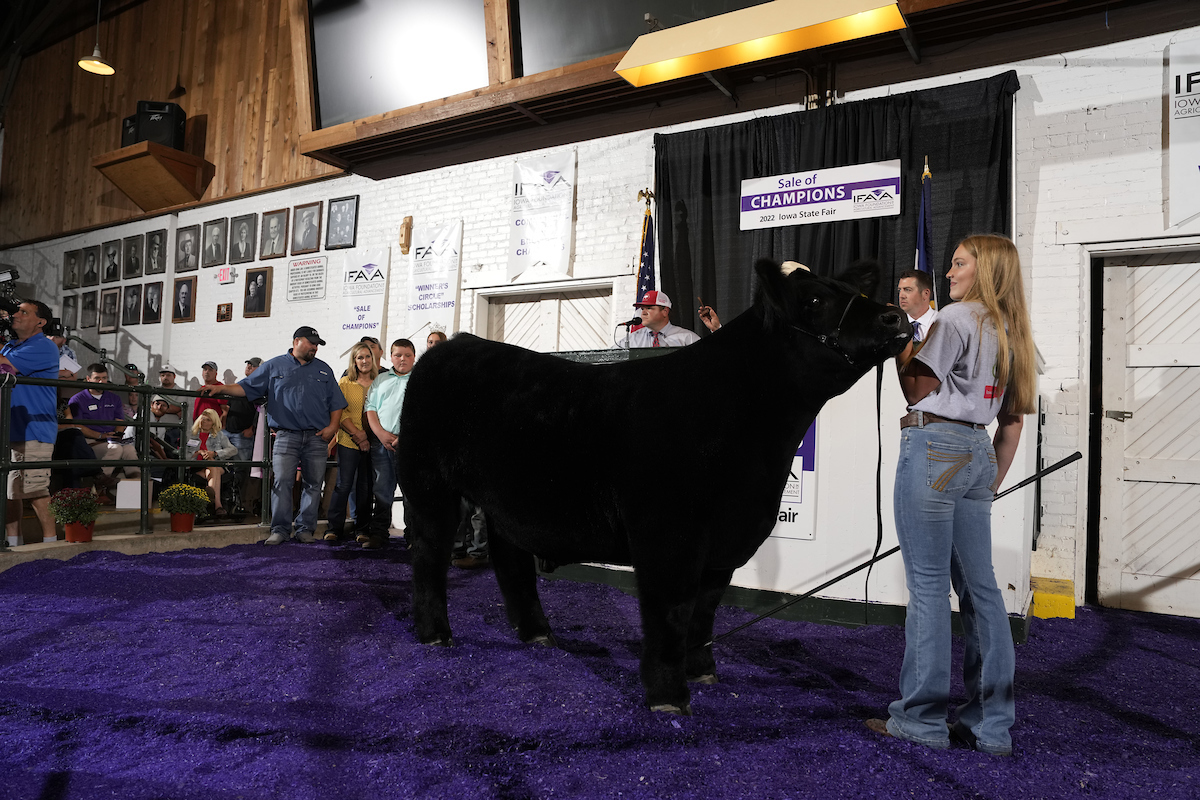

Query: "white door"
<box><xmin>1099</xmin><ymin>251</ymin><xmax>1200</xmax><ymax>617</ymax></box>
<box><xmin>486</xmin><ymin>288</ymin><xmax>611</xmax><ymax>352</ymax></box>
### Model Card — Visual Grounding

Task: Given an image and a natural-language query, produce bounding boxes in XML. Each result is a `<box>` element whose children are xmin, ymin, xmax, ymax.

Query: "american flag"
<box><xmin>636</xmin><ymin>207</ymin><xmax>655</xmax><ymax>302</ymax></box>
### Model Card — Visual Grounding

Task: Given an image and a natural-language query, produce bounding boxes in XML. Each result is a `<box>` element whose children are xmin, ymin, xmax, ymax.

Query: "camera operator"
<box><xmin>0</xmin><ymin>300</ymin><xmax>60</xmax><ymax>547</ymax></box>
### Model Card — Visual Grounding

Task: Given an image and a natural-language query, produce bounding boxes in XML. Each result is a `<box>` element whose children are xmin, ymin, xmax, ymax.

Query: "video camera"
<box><xmin>0</xmin><ymin>267</ymin><xmax>22</xmax><ymax>342</ymax></box>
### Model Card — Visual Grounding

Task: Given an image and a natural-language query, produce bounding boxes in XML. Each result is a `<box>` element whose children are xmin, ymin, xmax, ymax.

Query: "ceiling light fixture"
<box><xmin>78</xmin><ymin>0</ymin><xmax>115</xmax><ymax>76</ymax></box>
<box><xmin>615</xmin><ymin>0</ymin><xmax>906</xmax><ymax>88</ymax></box>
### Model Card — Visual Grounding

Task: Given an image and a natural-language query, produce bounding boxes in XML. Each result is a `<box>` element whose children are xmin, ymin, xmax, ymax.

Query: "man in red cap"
<box><xmin>618</xmin><ymin>290</ymin><xmax>703</xmax><ymax>349</ymax></box>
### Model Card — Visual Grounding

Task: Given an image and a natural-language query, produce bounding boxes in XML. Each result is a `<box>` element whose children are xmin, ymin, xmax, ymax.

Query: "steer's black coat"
<box><xmin>397</xmin><ymin>259</ymin><xmax>911</xmax><ymax>713</ymax></box>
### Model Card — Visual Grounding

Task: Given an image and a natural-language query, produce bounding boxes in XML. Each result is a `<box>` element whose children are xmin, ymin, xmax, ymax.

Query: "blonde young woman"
<box><xmin>324</xmin><ymin>343</ymin><xmax>379</xmax><ymax>542</ymax></box>
<box><xmin>867</xmin><ymin>234</ymin><xmax>1036</xmax><ymax>756</ymax></box>
<box><xmin>186</xmin><ymin>408</ymin><xmax>238</xmax><ymax>517</ymax></box>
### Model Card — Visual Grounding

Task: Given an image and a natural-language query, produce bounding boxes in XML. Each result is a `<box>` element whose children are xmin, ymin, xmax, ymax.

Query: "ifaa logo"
<box><xmin>852</xmin><ymin>188</ymin><xmax>895</xmax><ymax>212</ymax></box>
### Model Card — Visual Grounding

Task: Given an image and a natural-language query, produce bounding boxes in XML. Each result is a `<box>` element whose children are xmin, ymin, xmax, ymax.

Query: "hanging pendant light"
<box><xmin>78</xmin><ymin>0</ymin><xmax>115</xmax><ymax>76</ymax></box>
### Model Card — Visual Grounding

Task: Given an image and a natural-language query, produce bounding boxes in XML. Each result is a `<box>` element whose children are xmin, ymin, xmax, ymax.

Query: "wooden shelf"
<box><xmin>92</xmin><ymin>141</ymin><xmax>215</xmax><ymax>212</ymax></box>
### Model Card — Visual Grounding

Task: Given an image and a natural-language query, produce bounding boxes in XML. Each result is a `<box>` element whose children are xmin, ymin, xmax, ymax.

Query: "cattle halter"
<box><xmin>791</xmin><ymin>292</ymin><xmax>864</xmax><ymax>367</ymax></box>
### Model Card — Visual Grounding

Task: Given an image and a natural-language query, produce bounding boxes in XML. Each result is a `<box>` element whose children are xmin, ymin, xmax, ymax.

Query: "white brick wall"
<box><xmin>8</xmin><ymin>25</ymin><xmax>1200</xmax><ymax>595</ymax></box>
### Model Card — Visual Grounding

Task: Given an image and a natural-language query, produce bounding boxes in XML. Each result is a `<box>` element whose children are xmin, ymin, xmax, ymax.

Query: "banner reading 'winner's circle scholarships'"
<box><xmin>740</xmin><ymin>159</ymin><xmax>901</xmax><ymax>231</ymax></box>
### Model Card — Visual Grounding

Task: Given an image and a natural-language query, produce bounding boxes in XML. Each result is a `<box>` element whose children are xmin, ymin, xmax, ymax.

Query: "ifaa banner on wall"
<box><xmin>740</xmin><ymin>159</ymin><xmax>901</xmax><ymax>231</ymax></box>
<box><xmin>508</xmin><ymin>150</ymin><xmax>575</xmax><ymax>279</ymax></box>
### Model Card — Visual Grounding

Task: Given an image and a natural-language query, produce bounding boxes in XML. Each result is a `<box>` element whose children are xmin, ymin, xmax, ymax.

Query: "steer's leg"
<box><xmin>633</xmin><ymin>564</ymin><xmax>701</xmax><ymax>715</ymax></box>
<box><xmin>489</xmin><ymin>530</ymin><xmax>556</xmax><ymax>646</ymax></box>
<box><xmin>407</xmin><ymin>493</ymin><xmax>460</xmax><ymax>646</ymax></box>
<box><xmin>685</xmin><ymin>568</ymin><xmax>734</xmax><ymax>685</ymax></box>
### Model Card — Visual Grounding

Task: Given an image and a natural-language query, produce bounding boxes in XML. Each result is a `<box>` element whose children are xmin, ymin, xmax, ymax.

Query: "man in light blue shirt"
<box><xmin>364</xmin><ymin>338</ymin><xmax>415</xmax><ymax>549</ymax></box>
<box><xmin>204</xmin><ymin>326</ymin><xmax>346</xmax><ymax>544</ymax></box>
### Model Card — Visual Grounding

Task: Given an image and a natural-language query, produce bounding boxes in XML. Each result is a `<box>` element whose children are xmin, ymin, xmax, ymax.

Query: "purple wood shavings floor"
<box><xmin>0</xmin><ymin>544</ymin><xmax>1197</xmax><ymax>799</ymax></box>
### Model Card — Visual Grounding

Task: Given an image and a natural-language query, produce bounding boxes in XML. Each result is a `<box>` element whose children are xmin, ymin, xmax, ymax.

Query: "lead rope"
<box><xmin>865</xmin><ymin>362</ymin><xmax>885</xmax><ymax>625</ymax></box>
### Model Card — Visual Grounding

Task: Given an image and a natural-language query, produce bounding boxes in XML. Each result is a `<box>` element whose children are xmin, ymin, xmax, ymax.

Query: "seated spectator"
<box><xmin>186</xmin><ymin>409</ymin><xmax>237</xmax><ymax>518</ymax></box>
<box><xmin>65</xmin><ymin>363</ymin><xmax>139</xmax><ymax>504</ymax></box>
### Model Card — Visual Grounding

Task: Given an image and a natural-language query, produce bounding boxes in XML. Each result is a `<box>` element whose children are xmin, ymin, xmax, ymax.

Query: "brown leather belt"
<box><xmin>900</xmin><ymin>410</ymin><xmax>986</xmax><ymax>430</ymax></box>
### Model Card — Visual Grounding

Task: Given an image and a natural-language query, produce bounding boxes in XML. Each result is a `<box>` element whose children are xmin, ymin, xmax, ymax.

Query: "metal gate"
<box><xmin>486</xmin><ymin>288</ymin><xmax>612</xmax><ymax>352</ymax></box>
<box><xmin>1099</xmin><ymin>251</ymin><xmax>1200</xmax><ymax>617</ymax></box>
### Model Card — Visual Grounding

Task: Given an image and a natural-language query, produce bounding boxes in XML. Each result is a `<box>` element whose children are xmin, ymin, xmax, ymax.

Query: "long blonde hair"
<box><xmin>191</xmin><ymin>408</ymin><xmax>222</xmax><ymax>435</ymax></box>
<box><xmin>347</xmin><ymin>342</ymin><xmax>379</xmax><ymax>382</ymax></box>
<box><xmin>956</xmin><ymin>234</ymin><xmax>1037</xmax><ymax>415</ymax></box>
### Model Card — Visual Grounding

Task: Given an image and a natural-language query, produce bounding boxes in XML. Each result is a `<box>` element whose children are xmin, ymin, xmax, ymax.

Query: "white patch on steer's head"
<box><xmin>780</xmin><ymin>261</ymin><xmax>810</xmax><ymax>275</ymax></box>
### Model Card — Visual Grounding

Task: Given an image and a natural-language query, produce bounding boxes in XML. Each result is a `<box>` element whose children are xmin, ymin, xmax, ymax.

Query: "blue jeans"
<box><xmin>369</xmin><ymin>440</ymin><xmax>398</xmax><ymax>538</ymax></box>
<box><xmin>226</xmin><ymin>431</ymin><xmax>255</xmax><ymax>463</ymax></box>
<box><xmin>271</xmin><ymin>430</ymin><xmax>327</xmax><ymax>538</ymax></box>
<box><xmin>327</xmin><ymin>444</ymin><xmax>373</xmax><ymax>537</ymax></box>
<box><xmin>888</xmin><ymin>423</ymin><xmax>1015</xmax><ymax>754</ymax></box>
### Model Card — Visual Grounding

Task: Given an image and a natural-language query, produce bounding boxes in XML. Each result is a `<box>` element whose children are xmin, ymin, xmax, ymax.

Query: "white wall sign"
<box><xmin>508</xmin><ymin>150</ymin><xmax>575</xmax><ymax>279</ymax></box>
<box><xmin>339</xmin><ymin>248</ymin><xmax>389</xmax><ymax>358</ymax></box>
<box><xmin>287</xmin><ymin>256</ymin><xmax>328</xmax><ymax>302</ymax></box>
<box><xmin>740</xmin><ymin>159</ymin><xmax>901</xmax><ymax>231</ymax></box>
<box><xmin>1169</xmin><ymin>39</ymin><xmax>1200</xmax><ymax>227</ymax></box>
<box><xmin>770</xmin><ymin>424</ymin><xmax>817</xmax><ymax>541</ymax></box>
<box><xmin>408</xmin><ymin>221</ymin><xmax>462</xmax><ymax>345</ymax></box>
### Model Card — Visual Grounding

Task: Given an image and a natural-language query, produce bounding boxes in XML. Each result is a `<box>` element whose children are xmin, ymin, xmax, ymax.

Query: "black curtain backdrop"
<box><xmin>654</xmin><ymin>71</ymin><xmax>1019</xmax><ymax>333</ymax></box>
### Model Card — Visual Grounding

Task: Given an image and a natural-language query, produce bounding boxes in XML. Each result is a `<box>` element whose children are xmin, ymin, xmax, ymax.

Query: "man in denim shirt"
<box><xmin>203</xmin><ymin>327</ymin><xmax>345</xmax><ymax>544</ymax></box>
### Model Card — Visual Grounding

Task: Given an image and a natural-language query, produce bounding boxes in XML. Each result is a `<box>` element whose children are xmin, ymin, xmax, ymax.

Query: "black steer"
<box><xmin>396</xmin><ymin>259</ymin><xmax>911</xmax><ymax>714</ymax></box>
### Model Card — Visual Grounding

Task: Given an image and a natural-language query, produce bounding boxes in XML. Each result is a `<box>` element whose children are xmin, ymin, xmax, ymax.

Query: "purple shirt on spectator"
<box><xmin>67</xmin><ymin>389</ymin><xmax>126</xmax><ymax>437</ymax></box>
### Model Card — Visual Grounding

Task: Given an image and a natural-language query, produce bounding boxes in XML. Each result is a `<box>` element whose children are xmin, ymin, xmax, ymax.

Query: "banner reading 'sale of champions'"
<box><xmin>770</xmin><ymin>423</ymin><xmax>818</xmax><ymax>541</ymax></box>
<box><xmin>740</xmin><ymin>159</ymin><xmax>902</xmax><ymax>231</ymax></box>
<box><xmin>339</xmin><ymin>248</ymin><xmax>389</xmax><ymax>358</ymax></box>
<box><xmin>1170</xmin><ymin>39</ymin><xmax>1200</xmax><ymax>227</ymax></box>
<box><xmin>508</xmin><ymin>150</ymin><xmax>575</xmax><ymax>279</ymax></box>
<box><xmin>407</xmin><ymin>221</ymin><xmax>463</xmax><ymax>342</ymax></box>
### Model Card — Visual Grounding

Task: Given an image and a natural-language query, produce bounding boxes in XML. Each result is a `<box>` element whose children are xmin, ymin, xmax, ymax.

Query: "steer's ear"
<box><xmin>835</xmin><ymin>258</ymin><xmax>882</xmax><ymax>302</ymax></box>
<box><xmin>754</xmin><ymin>258</ymin><xmax>809</xmax><ymax>330</ymax></box>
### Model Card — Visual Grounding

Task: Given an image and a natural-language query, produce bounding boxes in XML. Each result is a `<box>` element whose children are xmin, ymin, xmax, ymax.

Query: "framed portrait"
<box><xmin>123</xmin><ymin>234</ymin><xmax>144</xmax><ymax>279</ymax></box>
<box><xmin>142</xmin><ymin>281</ymin><xmax>164</xmax><ymax>324</ymax></box>
<box><xmin>122</xmin><ymin>284</ymin><xmax>142</xmax><ymax>326</ymax></box>
<box><xmin>325</xmin><ymin>196</ymin><xmax>359</xmax><ymax>250</ymax></box>
<box><xmin>202</xmin><ymin>217</ymin><xmax>228</xmax><ymax>268</ymax></box>
<box><xmin>260</xmin><ymin>208</ymin><xmax>289</xmax><ymax>260</ymax></box>
<box><xmin>176</xmin><ymin>225</ymin><xmax>200</xmax><ymax>272</ymax></box>
<box><xmin>216</xmin><ymin>303</ymin><xmax>233</xmax><ymax>322</ymax></box>
<box><xmin>63</xmin><ymin>250</ymin><xmax>82</xmax><ymax>290</ymax></box>
<box><xmin>80</xmin><ymin>292</ymin><xmax>98</xmax><ymax>329</ymax></box>
<box><xmin>290</xmin><ymin>201</ymin><xmax>322</xmax><ymax>256</ymax></box>
<box><xmin>229</xmin><ymin>214</ymin><xmax>257</xmax><ymax>264</ymax></box>
<box><xmin>99</xmin><ymin>288</ymin><xmax>120</xmax><ymax>333</ymax></box>
<box><xmin>243</xmin><ymin>266</ymin><xmax>272</xmax><ymax>318</ymax></box>
<box><xmin>145</xmin><ymin>229</ymin><xmax>168</xmax><ymax>274</ymax></box>
<box><xmin>62</xmin><ymin>295</ymin><xmax>79</xmax><ymax>330</ymax></box>
<box><xmin>101</xmin><ymin>240</ymin><xmax>122</xmax><ymax>283</ymax></box>
<box><xmin>172</xmin><ymin>276</ymin><xmax>197</xmax><ymax>323</ymax></box>
<box><xmin>81</xmin><ymin>246</ymin><xmax>101</xmax><ymax>287</ymax></box>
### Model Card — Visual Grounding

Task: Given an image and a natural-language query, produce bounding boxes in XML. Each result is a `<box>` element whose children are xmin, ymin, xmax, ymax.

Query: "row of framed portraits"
<box><xmin>61</xmin><ymin>267</ymin><xmax>275</xmax><ymax>333</ymax></box>
<box><xmin>61</xmin><ymin>196</ymin><xmax>359</xmax><ymax>289</ymax></box>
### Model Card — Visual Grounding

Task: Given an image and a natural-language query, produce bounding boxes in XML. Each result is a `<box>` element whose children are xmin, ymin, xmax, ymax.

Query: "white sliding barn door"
<box><xmin>1099</xmin><ymin>252</ymin><xmax>1200</xmax><ymax>617</ymax></box>
<box><xmin>486</xmin><ymin>288</ymin><xmax>611</xmax><ymax>352</ymax></box>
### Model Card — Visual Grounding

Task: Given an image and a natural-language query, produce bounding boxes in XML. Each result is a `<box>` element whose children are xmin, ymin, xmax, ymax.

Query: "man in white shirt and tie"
<box><xmin>616</xmin><ymin>290</ymin><xmax>701</xmax><ymax>349</ymax></box>
<box><xmin>897</xmin><ymin>270</ymin><xmax>938</xmax><ymax>343</ymax></box>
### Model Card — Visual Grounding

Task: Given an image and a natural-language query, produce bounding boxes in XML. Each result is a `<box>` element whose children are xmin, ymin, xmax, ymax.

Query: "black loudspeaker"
<box><xmin>135</xmin><ymin>101</ymin><xmax>186</xmax><ymax>151</ymax></box>
<box><xmin>121</xmin><ymin>115</ymin><xmax>138</xmax><ymax>147</ymax></box>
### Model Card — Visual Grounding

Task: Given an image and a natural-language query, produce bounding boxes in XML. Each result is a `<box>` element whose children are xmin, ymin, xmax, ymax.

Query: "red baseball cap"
<box><xmin>634</xmin><ymin>290</ymin><xmax>672</xmax><ymax>309</ymax></box>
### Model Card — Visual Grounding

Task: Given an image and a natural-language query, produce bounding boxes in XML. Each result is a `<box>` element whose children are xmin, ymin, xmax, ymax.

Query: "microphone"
<box><xmin>620</xmin><ymin>316</ymin><xmax>641</xmax><ymax>328</ymax></box>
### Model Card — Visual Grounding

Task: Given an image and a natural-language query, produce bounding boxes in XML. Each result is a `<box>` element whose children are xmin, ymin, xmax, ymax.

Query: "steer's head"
<box><xmin>754</xmin><ymin>258</ymin><xmax>912</xmax><ymax>371</ymax></box>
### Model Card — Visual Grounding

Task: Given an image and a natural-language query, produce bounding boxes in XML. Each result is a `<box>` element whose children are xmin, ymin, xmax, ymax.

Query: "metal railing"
<box><xmin>0</xmin><ymin>372</ymin><xmax>273</xmax><ymax>539</ymax></box>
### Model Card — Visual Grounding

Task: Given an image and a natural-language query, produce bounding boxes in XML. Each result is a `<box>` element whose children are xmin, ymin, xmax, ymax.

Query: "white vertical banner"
<box><xmin>1170</xmin><ymin>39</ymin><xmax>1200</xmax><ymax>227</ymax></box>
<box><xmin>508</xmin><ymin>150</ymin><xmax>576</xmax><ymax>280</ymax></box>
<box><xmin>339</xmin><ymin>248</ymin><xmax>390</xmax><ymax>360</ymax></box>
<box><xmin>407</xmin><ymin>220</ymin><xmax>463</xmax><ymax>342</ymax></box>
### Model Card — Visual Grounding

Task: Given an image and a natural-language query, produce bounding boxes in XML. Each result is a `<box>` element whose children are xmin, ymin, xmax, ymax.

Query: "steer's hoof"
<box><xmin>688</xmin><ymin>673</ymin><xmax>718</xmax><ymax>685</ymax></box>
<box><xmin>527</xmin><ymin>633</ymin><xmax>557</xmax><ymax>647</ymax></box>
<box><xmin>649</xmin><ymin>702</ymin><xmax>692</xmax><ymax>716</ymax></box>
<box><xmin>422</xmin><ymin>636</ymin><xmax>453</xmax><ymax>647</ymax></box>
